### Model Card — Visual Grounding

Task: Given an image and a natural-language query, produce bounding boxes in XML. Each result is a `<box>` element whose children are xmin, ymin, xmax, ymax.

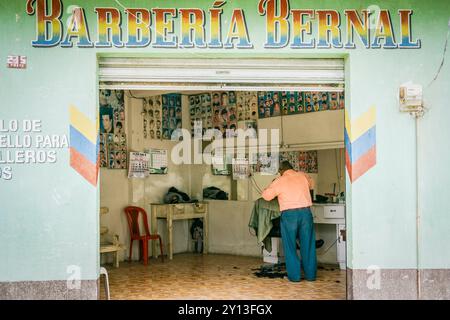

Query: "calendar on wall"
<box><xmin>128</xmin><ymin>152</ymin><xmax>150</xmax><ymax>179</ymax></box>
<box><xmin>146</xmin><ymin>148</ymin><xmax>168</xmax><ymax>174</ymax></box>
<box><xmin>211</xmin><ymin>154</ymin><xmax>232</xmax><ymax>176</ymax></box>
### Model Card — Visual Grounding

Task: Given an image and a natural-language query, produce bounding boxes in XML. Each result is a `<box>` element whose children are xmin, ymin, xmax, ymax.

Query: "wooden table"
<box><xmin>150</xmin><ymin>202</ymin><xmax>209</xmax><ymax>260</ymax></box>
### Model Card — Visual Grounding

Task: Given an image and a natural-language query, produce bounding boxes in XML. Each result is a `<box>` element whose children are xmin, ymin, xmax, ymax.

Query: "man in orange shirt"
<box><xmin>262</xmin><ymin>160</ymin><xmax>317</xmax><ymax>282</ymax></box>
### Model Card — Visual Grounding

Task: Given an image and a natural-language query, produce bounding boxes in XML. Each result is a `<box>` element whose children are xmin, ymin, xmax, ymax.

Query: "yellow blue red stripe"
<box><xmin>345</xmin><ymin>106</ymin><xmax>377</xmax><ymax>182</ymax></box>
<box><xmin>69</xmin><ymin>105</ymin><xmax>99</xmax><ymax>186</ymax></box>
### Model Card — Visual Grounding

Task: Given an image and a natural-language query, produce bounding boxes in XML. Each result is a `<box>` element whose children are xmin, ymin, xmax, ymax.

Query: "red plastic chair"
<box><xmin>124</xmin><ymin>206</ymin><xmax>164</xmax><ymax>265</ymax></box>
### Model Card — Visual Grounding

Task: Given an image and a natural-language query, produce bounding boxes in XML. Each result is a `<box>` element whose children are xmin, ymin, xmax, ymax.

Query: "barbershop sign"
<box><xmin>26</xmin><ymin>0</ymin><xmax>421</xmax><ymax>49</ymax></box>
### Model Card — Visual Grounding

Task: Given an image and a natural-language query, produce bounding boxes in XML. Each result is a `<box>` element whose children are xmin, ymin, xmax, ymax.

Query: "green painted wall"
<box><xmin>0</xmin><ymin>0</ymin><xmax>449</xmax><ymax>284</ymax></box>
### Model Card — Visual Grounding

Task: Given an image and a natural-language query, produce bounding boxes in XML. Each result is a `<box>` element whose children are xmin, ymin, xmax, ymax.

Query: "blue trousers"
<box><xmin>280</xmin><ymin>207</ymin><xmax>317</xmax><ymax>282</ymax></box>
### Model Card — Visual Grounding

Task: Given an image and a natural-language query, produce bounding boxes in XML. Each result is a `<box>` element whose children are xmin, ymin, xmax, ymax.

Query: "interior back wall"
<box><xmin>100</xmin><ymin>91</ymin><xmax>345</xmax><ymax>263</ymax></box>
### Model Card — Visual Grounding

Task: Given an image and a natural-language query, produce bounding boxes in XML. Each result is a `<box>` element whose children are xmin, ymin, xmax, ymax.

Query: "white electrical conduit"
<box><xmin>415</xmin><ymin>116</ymin><xmax>421</xmax><ymax>300</ymax></box>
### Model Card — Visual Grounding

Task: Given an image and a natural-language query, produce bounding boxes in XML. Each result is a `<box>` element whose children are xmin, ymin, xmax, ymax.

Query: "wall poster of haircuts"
<box><xmin>146</xmin><ymin>95</ymin><xmax>162</xmax><ymax>140</ymax></box>
<box><xmin>280</xmin><ymin>151</ymin><xmax>300</xmax><ymax>171</ymax></box>
<box><xmin>306</xmin><ymin>150</ymin><xmax>318</xmax><ymax>173</ymax></box>
<box><xmin>189</xmin><ymin>93</ymin><xmax>213</xmax><ymax>138</ymax></box>
<box><xmin>339</xmin><ymin>92</ymin><xmax>345</xmax><ymax>109</ymax></box>
<box><xmin>99</xmin><ymin>133</ymin><xmax>108</xmax><ymax>168</ymax></box>
<box><xmin>258</xmin><ymin>90</ymin><xmax>344</xmax><ymax>118</ymax></box>
<box><xmin>162</xmin><ymin>93</ymin><xmax>182</xmax><ymax>140</ymax></box>
<box><xmin>236</xmin><ymin>91</ymin><xmax>258</xmax><ymax>122</ymax></box>
<box><xmin>212</xmin><ymin>91</ymin><xmax>237</xmax><ymax>138</ymax></box>
<box><xmin>252</xmin><ymin>151</ymin><xmax>318</xmax><ymax>175</ymax></box>
<box><xmin>329</xmin><ymin>92</ymin><xmax>339</xmax><ymax>110</ymax></box>
<box><xmin>99</xmin><ymin>89</ymin><xmax>127</xmax><ymax>169</ymax></box>
<box><xmin>106</xmin><ymin>132</ymin><xmax>127</xmax><ymax>169</ymax></box>
<box><xmin>258</xmin><ymin>91</ymin><xmax>280</xmax><ymax>118</ymax></box>
<box><xmin>238</xmin><ymin>120</ymin><xmax>257</xmax><ymax>138</ymax></box>
<box><xmin>280</xmin><ymin>151</ymin><xmax>318</xmax><ymax>174</ymax></box>
<box><xmin>252</xmin><ymin>152</ymin><xmax>279</xmax><ymax>175</ymax></box>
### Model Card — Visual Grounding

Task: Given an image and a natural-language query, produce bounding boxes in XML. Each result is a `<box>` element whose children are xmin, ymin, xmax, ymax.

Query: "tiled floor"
<box><xmin>100</xmin><ymin>253</ymin><xmax>346</xmax><ymax>300</ymax></box>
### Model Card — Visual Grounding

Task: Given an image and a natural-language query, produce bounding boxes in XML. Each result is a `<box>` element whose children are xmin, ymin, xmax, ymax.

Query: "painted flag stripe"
<box><xmin>69</xmin><ymin>105</ymin><xmax>97</xmax><ymax>145</ymax></box>
<box><xmin>345</xmin><ymin>106</ymin><xmax>376</xmax><ymax>143</ymax></box>
<box><xmin>345</xmin><ymin>126</ymin><xmax>376</xmax><ymax>164</ymax></box>
<box><xmin>70</xmin><ymin>147</ymin><xmax>98</xmax><ymax>186</ymax></box>
<box><xmin>349</xmin><ymin>146</ymin><xmax>377</xmax><ymax>182</ymax></box>
<box><xmin>345</xmin><ymin>149</ymin><xmax>353</xmax><ymax>182</ymax></box>
<box><xmin>69</xmin><ymin>126</ymin><xmax>97</xmax><ymax>164</ymax></box>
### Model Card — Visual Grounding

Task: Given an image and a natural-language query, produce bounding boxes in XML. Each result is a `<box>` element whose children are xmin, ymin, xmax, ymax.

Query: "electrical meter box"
<box><xmin>399</xmin><ymin>82</ymin><xmax>423</xmax><ymax>113</ymax></box>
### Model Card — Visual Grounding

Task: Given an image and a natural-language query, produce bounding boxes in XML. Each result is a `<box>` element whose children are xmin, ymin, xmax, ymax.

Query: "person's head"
<box><xmin>279</xmin><ymin>160</ymin><xmax>293</xmax><ymax>175</ymax></box>
<box><xmin>221</xmin><ymin>92</ymin><xmax>229</xmax><ymax>105</ymax></box>
<box><xmin>221</xmin><ymin>108</ymin><xmax>228</xmax><ymax>120</ymax></box>
<box><xmin>100</xmin><ymin>107</ymin><xmax>113</xmax><ymax>133</ymax></box>
<box><xmin>99</xmin><ymin>90</ymin><xmax>111</xmax><ymax>107</ymax></box>
<box><xmin>213</xmin><ymin>93</ymin><xmax>220</xmax><ymax>104</ymax></box>
<box><xmin>115</xmin><ymin>90</ymin><xmax>124</xmax><ymax>102</ymax></box>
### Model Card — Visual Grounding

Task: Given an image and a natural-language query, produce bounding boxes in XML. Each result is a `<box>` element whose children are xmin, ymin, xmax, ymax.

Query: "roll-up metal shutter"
<box><xmin>98</xmin><ymin>58</ymin><xmax>344</xmax><ymax>92</ymax></box>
